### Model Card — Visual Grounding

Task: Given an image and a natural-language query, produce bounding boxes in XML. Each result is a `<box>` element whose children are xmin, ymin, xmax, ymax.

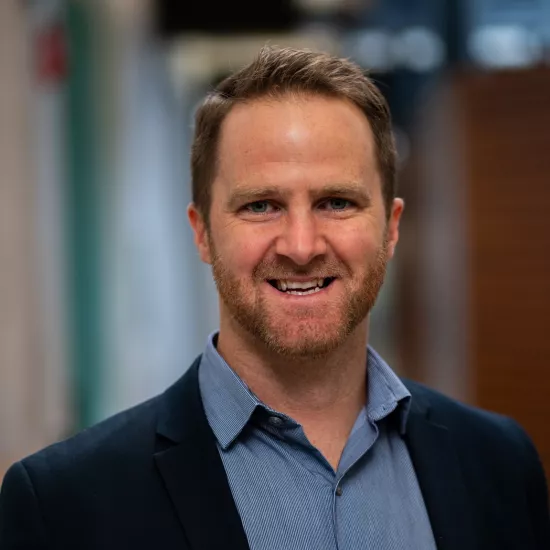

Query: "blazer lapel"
<box><xmin>403</xmin><ymin>386</ymin><xmax>478</xmax><ymax>550</ymax></box>
<box><xmin>154</xmin><ymin>359</ymin><xmax>250</xmax><ymax>550</ymax></box>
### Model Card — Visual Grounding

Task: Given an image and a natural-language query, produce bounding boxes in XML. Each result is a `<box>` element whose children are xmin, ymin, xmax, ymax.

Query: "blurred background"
<box><xmin>1</xmin><ymin>0</ymin><xmax>549</xmax><ymax>482</ymax></box>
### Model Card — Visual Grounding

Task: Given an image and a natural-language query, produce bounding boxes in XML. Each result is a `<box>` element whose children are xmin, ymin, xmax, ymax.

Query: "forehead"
<box><xmin>215</xmin><ymin>95</ymin><xmax>378</xmax><ymax>188</ymax></box>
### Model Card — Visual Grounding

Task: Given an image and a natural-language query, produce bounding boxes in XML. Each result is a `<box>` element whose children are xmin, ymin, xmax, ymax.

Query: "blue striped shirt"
<box><xmin>199</xmin><ymin>333</ymin><xmax>437</xmax><ymax>549</ymax></box>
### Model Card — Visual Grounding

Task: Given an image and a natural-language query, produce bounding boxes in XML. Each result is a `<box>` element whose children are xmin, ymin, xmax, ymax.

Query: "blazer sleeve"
<box><xmin>0</xmin><ymin>461</ymin><xmax>49</xmax><ymax>549</ymax></box>
<box><xmin>508</xmin><ymin>418</ymin><xmax>550</xmax><ymax>549</ymax></box>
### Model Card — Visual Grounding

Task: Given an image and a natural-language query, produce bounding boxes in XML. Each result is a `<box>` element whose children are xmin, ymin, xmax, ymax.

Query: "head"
<box><xmin>188</xmin><ymin>46</ymin><xmax>403</xmax><ymax>358</ymax></box>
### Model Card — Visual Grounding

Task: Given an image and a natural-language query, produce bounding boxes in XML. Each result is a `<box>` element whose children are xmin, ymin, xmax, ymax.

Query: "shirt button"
<box><xmin>268</xmin><ymin>416</ymin><xmax>284</xmax><ymax>427</ymax></box>
<box><xmin>336</xmin><ymin>485</ymin><xmax>343</xmax><ymax>496</ymax></box>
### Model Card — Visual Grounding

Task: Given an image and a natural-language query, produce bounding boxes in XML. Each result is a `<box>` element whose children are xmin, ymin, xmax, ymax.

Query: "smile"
<box><xmin>267</xmin><ymin>277</ymin><xmax>336</xmax><ymax>295</ymax></box>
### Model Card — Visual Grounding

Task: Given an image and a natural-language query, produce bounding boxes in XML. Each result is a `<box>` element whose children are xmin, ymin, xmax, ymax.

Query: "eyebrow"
<box><xmin>226</xmin><ymin>183</ymin><xmax>372</xmax><ymax>210</ymax></box>
<box><xmin>227</xmin><ymin>187</ymin><xmax>281</xmax><ymax>210</ymax></box>
<box><xmin>313</xmin><ymin>184</ymin><xmax>372</xmax><ymax>203</ymax></box>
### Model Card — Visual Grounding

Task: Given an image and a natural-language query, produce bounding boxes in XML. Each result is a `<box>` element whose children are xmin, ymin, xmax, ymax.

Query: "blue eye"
<box><xmin>246</xmin><ymin>201</ymin><xmax>271</xmax><ymax>213</ymax></box>
<box><xmin>326</xmin><ymin>198</ymin><xmax>351</xmax><ymax>210</ymax></box>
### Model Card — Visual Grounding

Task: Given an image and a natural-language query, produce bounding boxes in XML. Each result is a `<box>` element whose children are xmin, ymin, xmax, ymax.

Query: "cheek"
<box><xmin>212</xmin><ymin>222</ymin><xmax>273</xmax><ymax>274</ymax></box>
<box><xmin>330</xmin><ymin>225</ymin><xmax>381</xmax><ymax>264</ymax></box>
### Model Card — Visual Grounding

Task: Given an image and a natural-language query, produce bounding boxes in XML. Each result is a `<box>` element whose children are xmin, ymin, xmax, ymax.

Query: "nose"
<box><xmin>275</xmin><ymin>211</ymin><xmax>327</xmax><ymax>265</ymax></box>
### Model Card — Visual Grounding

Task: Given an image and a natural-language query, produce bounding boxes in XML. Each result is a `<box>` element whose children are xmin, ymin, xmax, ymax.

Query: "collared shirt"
<box><xmin>199</xmin><ymin>333</ymin><xmax>436</xmax><ymax>550</ymax></box>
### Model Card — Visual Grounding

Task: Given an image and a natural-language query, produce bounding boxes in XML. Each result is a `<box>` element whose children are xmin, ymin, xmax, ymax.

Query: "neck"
<box><xmin>216</xmin><ymin>318</ymin><xmax>370</xmax><ymax>469</ymax></box>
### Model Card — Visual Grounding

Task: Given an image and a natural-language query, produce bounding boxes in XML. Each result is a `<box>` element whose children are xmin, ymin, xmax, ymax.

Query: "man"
<box><xmin>1</xmin><ymin>46</ymin><xmax>549</xmax><ymax>550</ymax></box>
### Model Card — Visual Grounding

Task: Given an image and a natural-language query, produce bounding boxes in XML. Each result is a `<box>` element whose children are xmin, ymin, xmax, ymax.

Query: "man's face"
<box><xmin>189</xmin><ymin>95</ymin><xmax>403</xmax><ymax>358</ymax></box>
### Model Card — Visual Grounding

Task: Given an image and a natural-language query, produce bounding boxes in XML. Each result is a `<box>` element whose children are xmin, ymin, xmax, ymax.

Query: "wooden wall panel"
<box><xmin>463</xmin><ymin>70</ymin><xmax>550</xmax><ymax>476</ymax></box>
<box><xmin>402</xmin><ymin>69</ymin><xmax>550</xmax><ymax>481</ymax></box>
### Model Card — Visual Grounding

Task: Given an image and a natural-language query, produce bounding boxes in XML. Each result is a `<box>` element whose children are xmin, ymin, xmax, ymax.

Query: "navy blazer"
<box><xmin>1</xmin><ymin>357</ymin><xmax>549</xmax><ymax>549</ymax></box>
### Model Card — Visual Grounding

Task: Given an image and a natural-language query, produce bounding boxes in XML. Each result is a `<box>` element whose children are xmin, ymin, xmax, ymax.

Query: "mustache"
<box><xmin>252</xmin><ymin>259</ymin><xmax>349</xmax><ymax>280</ymax></box>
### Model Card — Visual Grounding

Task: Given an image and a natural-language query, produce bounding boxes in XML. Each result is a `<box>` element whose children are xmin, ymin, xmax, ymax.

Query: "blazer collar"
<box><xmin>403</xmin><ymin>381</ymin><xmax>479</xmax><ymax>550</ymax></box>
<box><xmin>154</xmin><ymin>357</ymin><xmax>250</xmax><ymax>550</ymax></box>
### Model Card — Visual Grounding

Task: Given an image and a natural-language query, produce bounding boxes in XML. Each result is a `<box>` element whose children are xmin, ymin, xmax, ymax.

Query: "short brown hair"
<box><xmin>191</xmin><ymin>46</ymin><xmax>397</xmax><ymax>225</ymax></box>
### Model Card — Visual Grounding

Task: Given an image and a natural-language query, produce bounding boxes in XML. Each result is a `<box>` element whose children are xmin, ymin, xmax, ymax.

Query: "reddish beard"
<box><xmin>209</xmin><ymin>236</ymin><xmax>389</xmax><ymax>358</ymax></box>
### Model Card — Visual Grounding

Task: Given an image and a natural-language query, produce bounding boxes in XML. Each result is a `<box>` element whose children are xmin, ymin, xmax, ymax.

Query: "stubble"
<box><xmin>210</xmin><ymin>236</ymin><xmax>389</xmax><ymax>358</ymax></box>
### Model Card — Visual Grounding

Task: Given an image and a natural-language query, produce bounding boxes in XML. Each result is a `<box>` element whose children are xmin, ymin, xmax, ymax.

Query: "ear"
<box><xmin>187</xmin><ymin>203</ymin><xmax>213</xmax><ymax>264</ymax></box>
<box><xmin>386</xmin><ymin>198</ymin><xmax>404</xmax><ymax>260</ymax></box>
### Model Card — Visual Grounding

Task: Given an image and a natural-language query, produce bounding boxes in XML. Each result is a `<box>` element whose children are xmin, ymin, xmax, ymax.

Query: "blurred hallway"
<box><xmin>1</xmin><ymin>0</ymin><xmax>549</xmax><ymax>481</ymax></box>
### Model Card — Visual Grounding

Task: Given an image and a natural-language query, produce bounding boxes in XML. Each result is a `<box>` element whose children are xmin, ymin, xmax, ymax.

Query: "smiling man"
<box><xmin>1</xmin><ymin>46</ymin><xmax>549</xmax><ymax>550</ymax></box>
<box><xmin>195</xmin><ymin>95</ymin><xmax>395</xmax><ymax>363</ymax></box>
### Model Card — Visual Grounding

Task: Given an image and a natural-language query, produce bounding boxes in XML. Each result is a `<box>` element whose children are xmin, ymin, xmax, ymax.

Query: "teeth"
<box><xmin>287</xmin><ymin>287</ymin><xmax>322</xmax><ymax>296</ymax></box>
<box><xmin>275</xmin><ymin>279</ymin><xmax>326</xmax><ymax>292</ymax></box>
<box><xmin>287</xmin><ymin>280</ymin><xmax>318</xmax><ymax>290</ymax></box>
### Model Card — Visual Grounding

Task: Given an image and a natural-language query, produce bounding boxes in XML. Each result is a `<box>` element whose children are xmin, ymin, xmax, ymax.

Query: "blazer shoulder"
<box><xmin>18</xmin><ymin>392</ymin><xmax>163</xmax><ymax>482</ymax></box>
<box><xmin>403</xmin><ymin>378</ymin><xmax>532</xmax><ymax>449</ymax></box>
<box><xmin>403</xmin><ymin>379</ymin><xmax>550</xmax><ymax>544</ymax></box>
<box><xmin>13</xmin><ymin>358</ymin><xmax>203</xmax><ymax>483</ymax></box>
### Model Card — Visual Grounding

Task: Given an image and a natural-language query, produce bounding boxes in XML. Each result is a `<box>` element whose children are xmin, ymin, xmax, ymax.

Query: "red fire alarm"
<box><xmin>35</xmin><ymin>24</ymin><xmax>67</xmax><ymax>84</ymax></box>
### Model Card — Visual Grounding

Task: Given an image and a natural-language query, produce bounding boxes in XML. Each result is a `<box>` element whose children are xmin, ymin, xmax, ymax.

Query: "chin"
<box><xmin>259</xmin><ymin>322</ymin><xmax>349</xmax><ymax>359</ymax></box>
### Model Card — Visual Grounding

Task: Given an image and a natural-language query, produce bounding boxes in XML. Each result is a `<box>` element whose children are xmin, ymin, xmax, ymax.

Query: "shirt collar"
<box><xmin>365</xmin><ymin>346</ymin><xmax>411</xmax><ymax>435</ymax></box>
<box><xmin>199</xmin><ymin>332</ymin><xmax>412</xmax><ymax>449</ymax></box>
<box><xmin>199</xmin><ymin>333</ymin><xmax>263</xmax><ymax>450</ymax></box>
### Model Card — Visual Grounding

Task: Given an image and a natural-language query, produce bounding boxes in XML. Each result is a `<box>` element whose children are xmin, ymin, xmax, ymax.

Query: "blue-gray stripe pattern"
<box><xmin>199</xmin><ymin>334</ymin><xmax>437</xmax><ymax>549</ymax></box>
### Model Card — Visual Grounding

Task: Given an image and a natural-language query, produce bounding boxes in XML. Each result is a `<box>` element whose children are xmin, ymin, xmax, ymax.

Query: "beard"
<box><xmin>210</xmin><ymin>236</ymin><xmax>389</xmax><ymax>359</ymax></box>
